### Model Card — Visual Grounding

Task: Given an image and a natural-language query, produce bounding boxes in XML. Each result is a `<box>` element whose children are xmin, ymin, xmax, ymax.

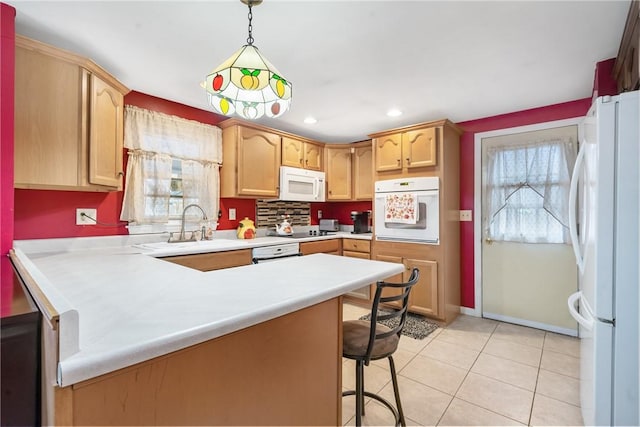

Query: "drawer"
<box><xmin>300</xmin><ymin>239</ymin><xmax>341</xmax><ymax>255</ymax></box>
<box><xmin>343</xmin><ymin>250</ymin><xmax>370</xmax><ymax>260</ymax></box>
<box><xmin>342</xmin><ymin>239</ymin><xmax>370</xmax><ymax>253</ymax></box>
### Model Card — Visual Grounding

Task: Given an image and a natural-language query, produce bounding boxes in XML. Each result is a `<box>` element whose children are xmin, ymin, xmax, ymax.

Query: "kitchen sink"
<box><xmin>135</xmin><ymin>239</ymin><xmax>248</xmax><ymax>251</ymax></box>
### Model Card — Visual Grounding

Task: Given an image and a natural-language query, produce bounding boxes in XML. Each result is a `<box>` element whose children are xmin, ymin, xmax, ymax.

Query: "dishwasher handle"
<box><xmin>252</xmin><ymin>252</ymin><xmax>302</xmax><ymax>264</ymax></box>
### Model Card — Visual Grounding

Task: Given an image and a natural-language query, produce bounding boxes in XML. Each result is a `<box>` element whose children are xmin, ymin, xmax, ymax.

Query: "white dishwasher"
<box><xmin>251</xmin><ymin>242</ymin><xmax>301</xmax><ymax>263</ymax></box>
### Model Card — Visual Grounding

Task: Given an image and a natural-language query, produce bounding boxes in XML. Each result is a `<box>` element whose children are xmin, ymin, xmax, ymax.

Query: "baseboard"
<box><xmin>459</xmin><ymin>306</ymin><xmax>480</xmax><ymax>317</ymax></box>
<box><xmin>482</xmin><ymin>312</ymin><xmax>578</xmax><ymax>336</ymax></box>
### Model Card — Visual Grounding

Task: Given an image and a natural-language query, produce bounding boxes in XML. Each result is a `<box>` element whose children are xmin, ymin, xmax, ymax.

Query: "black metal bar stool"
<box><xmin>342</xmin><ymin>268</ymin><xmax>420</xmax><ymax>427</ymax></box>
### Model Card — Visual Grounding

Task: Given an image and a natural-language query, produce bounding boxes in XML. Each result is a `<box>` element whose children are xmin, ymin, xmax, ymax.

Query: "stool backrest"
<box><xmin>364</xmin><ymin>268</ymin><xmax>420</xmax><ymax>363</ymax></box>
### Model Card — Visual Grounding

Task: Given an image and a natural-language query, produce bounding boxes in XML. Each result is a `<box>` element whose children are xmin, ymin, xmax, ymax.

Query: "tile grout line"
<box><xmin>435</xmin><ymin>320</ymin><xmax>498</xmax><ymax>426</ymax></box>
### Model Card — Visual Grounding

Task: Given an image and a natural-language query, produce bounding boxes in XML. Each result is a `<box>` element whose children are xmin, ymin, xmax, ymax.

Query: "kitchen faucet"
<box><xmin>170</xmin><ymin>204</ymin><xmax>208</xmax><ymax>243</ymax></box>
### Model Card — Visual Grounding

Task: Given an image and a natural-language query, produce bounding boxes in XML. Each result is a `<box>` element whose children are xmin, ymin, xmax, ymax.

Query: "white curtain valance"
<box><xmin>124</xmin><ymin>105</ymin><xmax>222</xmax><ymax>163</ymax></box>
<box><xmin>120</xmin><ymin>106</ymin><xmax>222</xmax><ymax>225</ymax></box>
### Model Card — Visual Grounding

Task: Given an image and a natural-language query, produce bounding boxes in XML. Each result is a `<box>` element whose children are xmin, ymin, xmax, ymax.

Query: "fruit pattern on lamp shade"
<box><xmin>206</xmin><ymin>69</ymin><xmax>291</xmax><ymax>119</ymax></box>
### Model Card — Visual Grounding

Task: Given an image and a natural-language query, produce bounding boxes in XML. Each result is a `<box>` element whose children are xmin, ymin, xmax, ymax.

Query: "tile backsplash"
<box><xmin>256</xmin><ymin>200</ymin><xmax>311</xmax><ymax>228</ymax></box>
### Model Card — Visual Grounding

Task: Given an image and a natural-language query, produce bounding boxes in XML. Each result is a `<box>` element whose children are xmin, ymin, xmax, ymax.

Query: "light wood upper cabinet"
<box><xmin>403</xmin><ymin>127</ymin><xmax>436</xmax><ymax>169</ymax></box>
<box><xmin>89</xmin><ymin>74</ymin><xmax>124</xmax><ymax>188</ymax></box>
<box><xmin>14</xmin><ymin>35</ymin><xmax>129</xmax><ymax>192</ymax></box>
<box><xmin>375</xmin><ymin>134</ymin><xmax>403</xmax><ymax>172</ymax></box>
<box><xmin>220</xmin><ymin>120</ymin><xmax>281</xmax><ymax>198</ymax></box>
<box><xmin>372</xmin><ymin>126</ymin><xmax>437</xmax><ymax>173</ymax></box>
<box><xmin>353</xmin><ymin>144</ymin><xmax>373</xmax><ymax>200</ymax></box>
<box><xmin>325</xmin><ymin>146</ymin><xmax>353</xmax><ymax>200</ymax></box>
<box><xmin>304</xmin><ymin>142</ymin><xmax>323</xmax><ymax>171</ymax></box>
<box><xmin>281</xmin><ymin>137</ymin><xmax>323</xmax><ymax>171</ymax></box>
<box><xmin>325</xmin><ymin>141</ymin><xmax>373</xmax><ymax>201</ymax></box>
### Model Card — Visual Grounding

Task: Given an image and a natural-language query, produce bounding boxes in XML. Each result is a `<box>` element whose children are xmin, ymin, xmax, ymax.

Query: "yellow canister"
<box><xmin>236</xmin><ymin>217</ymin><xmax>256</xmax><ymax>239</ymax></box>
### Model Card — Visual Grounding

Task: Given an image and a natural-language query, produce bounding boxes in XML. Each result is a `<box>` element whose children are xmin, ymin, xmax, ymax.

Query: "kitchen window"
<box><xmin>120</xmin><ymin>106</ymin><xmax>222</xmax><ymax>232</ymax></box>
<box><xmin>485</xmin><ymin>136</ymin><xmax>576</xmax><ymax>244</ymax></box>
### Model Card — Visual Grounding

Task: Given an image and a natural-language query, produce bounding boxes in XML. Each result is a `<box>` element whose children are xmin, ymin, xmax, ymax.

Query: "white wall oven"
<box><xmin>374</xmin><ymin>177</ymin><xmax>440</xmax><ymax>244</ymax></box>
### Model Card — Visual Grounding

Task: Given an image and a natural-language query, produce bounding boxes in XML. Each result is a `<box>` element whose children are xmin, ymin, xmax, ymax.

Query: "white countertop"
<box><xmin>13</xmin><ymin>232</ymin><xmax>398</xmax><ymax>387</ymax></box>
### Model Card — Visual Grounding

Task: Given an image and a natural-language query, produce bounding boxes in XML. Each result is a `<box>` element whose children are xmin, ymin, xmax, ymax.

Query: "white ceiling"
<box><xmin>9</xmin><ymin>0</ymin><xmax>630</xmax><ymax>143</ymax></box>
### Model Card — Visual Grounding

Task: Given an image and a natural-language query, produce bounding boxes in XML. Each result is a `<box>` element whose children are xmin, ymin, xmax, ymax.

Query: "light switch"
<box><xmin>318</xmin><ymin>210</ymin><xmax>323</xmax><ymax>219</ymax></box>
<box><xmin>459</xmin><ymin>210</ymin><xmax>472</xmax><ymax>222</ymax></box>
<box><xmin>229</xmin><ymin>208</ymin><xmax>236</xmax><ymax>220</ymax></box>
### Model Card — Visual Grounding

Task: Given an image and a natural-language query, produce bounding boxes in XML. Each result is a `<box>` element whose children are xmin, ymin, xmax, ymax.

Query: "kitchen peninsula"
<box><xmin>11</xmin><ymin>235</ymin><xmax>403</xmax><ymax>426</ymax></box>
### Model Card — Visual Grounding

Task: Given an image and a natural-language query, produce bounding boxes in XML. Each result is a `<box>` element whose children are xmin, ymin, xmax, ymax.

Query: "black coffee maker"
<box><xmin>350</xmin><ymin>211</ymin><xmax>371</xmax><ymax>234</ymax></box>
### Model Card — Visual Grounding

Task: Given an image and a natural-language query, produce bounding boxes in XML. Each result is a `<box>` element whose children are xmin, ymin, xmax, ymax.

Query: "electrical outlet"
<box><xmin>229</xmin><ymin>208</ymin><xmax>236</xmax><ymax>221</ymax></box>
<box><xmin>76</xmin><ymin>208</ymin><xmax>97</xmax><ymax>225</ymax></box>
<box><xmin>459</xmin><ymin>210</ymin><xmax>472</xmax><ymax>222</ymax></box>
<box><xmin>318</xmin><ymin>210</ymin><xmax>323</xmax><ymax>219</ymax></box>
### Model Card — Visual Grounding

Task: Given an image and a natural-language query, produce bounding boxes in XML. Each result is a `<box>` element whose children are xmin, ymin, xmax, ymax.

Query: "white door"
<box><xmin>479</xmin><ymin>123</ymin><xmax>579</xmax><ymax>335</ymax></box>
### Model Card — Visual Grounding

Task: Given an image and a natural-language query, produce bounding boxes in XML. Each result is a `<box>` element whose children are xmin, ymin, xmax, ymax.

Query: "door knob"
<box><xmin>485</xmin><ymin>237</ymin><xmax>493</xmax><ymax>245</ymax></box>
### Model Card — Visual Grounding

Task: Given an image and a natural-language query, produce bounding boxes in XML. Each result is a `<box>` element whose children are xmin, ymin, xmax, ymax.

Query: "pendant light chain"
<box><xmin>246</xmin><ymin>3</ymin><xmax>254</xmax><ymax>46</ymax></box>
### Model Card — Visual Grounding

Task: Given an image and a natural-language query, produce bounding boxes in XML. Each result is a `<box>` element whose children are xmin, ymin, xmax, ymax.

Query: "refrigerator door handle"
<box><xmin>569</xmin><ymin>141</ymin><xmax>586</xmax><ymax>272</ymax></box>
<box><xmin>567</xmin><ymin>290</ymin><xmax>593</xmax><ymax>330</ymax></box>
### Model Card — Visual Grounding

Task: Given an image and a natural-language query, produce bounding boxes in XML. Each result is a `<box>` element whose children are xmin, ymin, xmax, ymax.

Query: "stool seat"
<box><xmin>343</xmin><ymin>320</ymin><xmax>399</xmax><ymax>360</ymax></box>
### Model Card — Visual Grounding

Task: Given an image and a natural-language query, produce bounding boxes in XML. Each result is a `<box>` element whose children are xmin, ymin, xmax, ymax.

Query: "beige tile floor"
<box><xmin>342</xmin><ymin>303</ymin><xmax>583</xmax><ymax>426</ymax></box>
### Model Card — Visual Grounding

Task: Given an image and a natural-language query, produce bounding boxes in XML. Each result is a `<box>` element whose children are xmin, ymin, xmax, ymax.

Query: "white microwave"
<box><xmin>279</xmin><ymin>166</ymin><xmax>326</xmax><ymax>202</ymax></box>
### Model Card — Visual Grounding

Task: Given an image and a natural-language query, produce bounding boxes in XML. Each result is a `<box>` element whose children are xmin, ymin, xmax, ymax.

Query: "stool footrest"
<box><xmin>342</xmin><ymin>390</ymin><xmax>401</xmax><ymax>427</ymax></box>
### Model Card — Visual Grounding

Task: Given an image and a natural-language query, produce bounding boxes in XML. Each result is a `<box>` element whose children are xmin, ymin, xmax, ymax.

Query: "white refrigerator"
<box><xmin>567</xmin><ymin>91</ymin><xmax>639</xmax><ymax>426</ymax></box>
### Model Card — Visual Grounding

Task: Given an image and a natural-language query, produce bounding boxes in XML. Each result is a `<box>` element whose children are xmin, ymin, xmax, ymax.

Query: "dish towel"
<box><xmin>385</xmin><ymin>192</ymin><xmax>418</xmax><ymax>224</ymax></box>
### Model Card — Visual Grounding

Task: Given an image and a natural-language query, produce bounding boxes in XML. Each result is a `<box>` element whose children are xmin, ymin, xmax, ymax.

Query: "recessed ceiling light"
<box><xmin>304</xmin><ymin>117</ymin><xmax>318</xmax><ymax>124</ymax></box>
<box><xmin>387</xmin><ymin>109</ymin><xmax>403</xmax><ymax>117</ymax></box>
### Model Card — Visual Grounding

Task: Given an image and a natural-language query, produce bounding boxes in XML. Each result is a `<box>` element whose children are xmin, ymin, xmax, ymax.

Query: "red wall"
<box><xmin>13</xmin><ymin>91</ymin><xmax>226</xmax><ymax>239</ymax></box>
<box><xmin>217</xmin><ymin>199</ymin><xmax>372</xmax><ymax>231</ymax></box>
<box><xmin>1</xmin><ymin>3</ymin><xmax>15</xmax><ymax>312</ymax></box>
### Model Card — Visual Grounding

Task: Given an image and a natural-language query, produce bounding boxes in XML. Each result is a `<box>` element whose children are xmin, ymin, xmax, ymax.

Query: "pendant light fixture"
<box><xmin>203</xmin><ymin>0</ymin><xmax>292</xmax><ymax>120</ymax></box>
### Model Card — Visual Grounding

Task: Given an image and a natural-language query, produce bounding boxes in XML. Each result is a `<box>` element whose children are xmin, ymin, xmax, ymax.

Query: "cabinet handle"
<box><xmin>300</xmin><ymin>159</ymin><xmax>303</xmax><ymax>165</ymax></box>
<box><xmin>397</xmin><ymin>159</ymin><xmax>401</xmax><ymax>165</ymax></box>
<box><xmin>406</xmin><ymin>158</ymin><xmax>411</xmax><ymax>165</ymax></box>
<box><xmin>305</xmin><ymin>159</ymin><xmax>308</xmax><ymax>165</ymax></box>
<box><xmin>117</xmin><ymin>171</ymin><xmax>124</xmax><ymax>177</ymax></box>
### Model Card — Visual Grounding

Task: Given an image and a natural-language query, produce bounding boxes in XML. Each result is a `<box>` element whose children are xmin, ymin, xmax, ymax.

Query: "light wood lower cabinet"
<box><xmin>373</xmin><ymin>241</ymin><xmax>455</xmax><ymax>322</ymax></box>
<box><xmin>160</xmin><ymin>249</ymin><xmax>252</xmax><ymax>272</ymax></box>
<box><xmin>14</xmin><ymin>35</ymin><xmax>128</xmax><ymax>192</ymax></box>
<box><xmin>300</xmin><ymin>239</ymin><xmax>341</xmax><ymax>255</ymax></box>
<box><xmin>342</xmin><ymin>239</ymin><xmax>372</xmax><ymax>301</ymax></box>
<box><xmin>52</xmin><ymin>298</ymin><xmax>342</xmax><ymax>426</ymax></box>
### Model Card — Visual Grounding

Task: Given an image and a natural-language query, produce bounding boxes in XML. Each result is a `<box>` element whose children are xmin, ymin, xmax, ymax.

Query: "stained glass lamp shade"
<box><xmin>203</xmin><ymin>44</ymin><xmax>292</xmax><ymax>120</ymax></box>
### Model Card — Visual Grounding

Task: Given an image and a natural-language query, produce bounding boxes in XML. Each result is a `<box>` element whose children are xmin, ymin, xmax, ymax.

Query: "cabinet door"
<box><xmin>300</xmin><ymin>239</ymin><xmax>341</xmax><ymax>255</ymax></box>
<box><xmin>326</xmin><ymin>147</ymin><xmax>352</xmax><ymax>200</ymax></box>
<box><xmin>374</xmin><ymin>254</ymin><xmax>404</xmax><ymax>309</ymax></box>
<box><xmin>375</xmin><ymin>134</ymin><xmax>402</xmax><ymax>172</ymax></box>
<box><xmin>353</xmin><ymin>145</ymin><xmax>373</xmax><ymax>200</ymax></box>
<box><xmin>304</xmin><ymin>142</ymin><xmax>323</xmax><ymax>171</ymax></box>
<box><xmin>161</xmin><ymin>249</ymin><xmax>252</xmax><ymax>272</ymax></box>
<box><xmin>89</xmin><ymin>74</ymin><xmax>124</xmax><ymax>189</ymax></box>
<box><xmin>403</xmin><ymin>127</ymin><xmax>437</xmax><ymax>169</ymax></box>
<box><xmin>14</xmin><ymin>45</ymin><xmax>83</xmax><ymax>188</ymax></box>
<box><xmin>237</xmin><ymin>128</ymin><xmax>281</xmax><ymax>197</ymax></box>
<box><xmin>405</xmin><ymin>258</ymin><xmax>438</xmax><ymax>317</ymax></box>
<box><xmin>281</xmin><ymin>137</ymin><xmax>304</xmax><ymax>168</ymax></box>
